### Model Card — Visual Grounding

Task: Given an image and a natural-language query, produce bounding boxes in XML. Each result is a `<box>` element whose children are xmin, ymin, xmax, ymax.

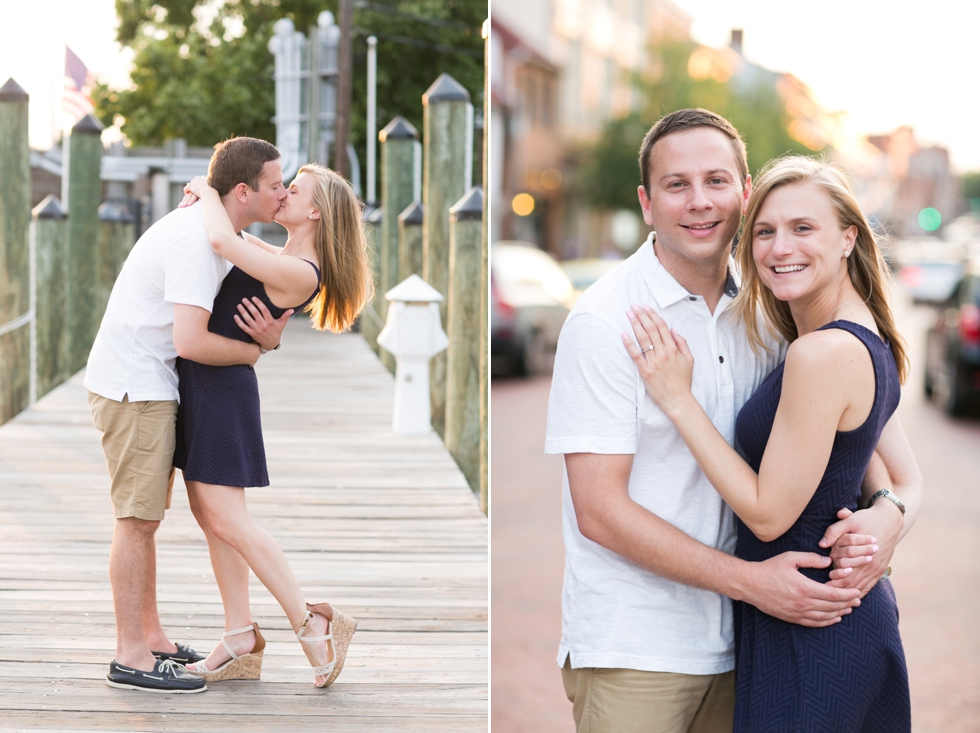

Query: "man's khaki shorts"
<box><xmin>88</xmin><ymin>392</ymin><xmax>177</xmax><ymax>521</ymax></box>
<box><xmin>562</xmin><ymin>658</ymin><xmax>735</xmax><ymax>733</ymax></box>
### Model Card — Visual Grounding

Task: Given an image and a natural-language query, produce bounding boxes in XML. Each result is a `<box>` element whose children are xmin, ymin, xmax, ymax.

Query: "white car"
<box><xmin>491</xmin><ymin>242</ymin><xmax>576</xmax><ymax>376</ymax></box>
<box><xmin>560</xmin><ymin>257</ymin><xmax>625</xmax><ymax>294</ymax></box>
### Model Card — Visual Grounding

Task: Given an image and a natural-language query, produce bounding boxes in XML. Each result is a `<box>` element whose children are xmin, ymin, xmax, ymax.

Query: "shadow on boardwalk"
<box><xmin>0</xmin><ymin>321</ymin><xmax>487</xmax><ymax>732</ymax></box>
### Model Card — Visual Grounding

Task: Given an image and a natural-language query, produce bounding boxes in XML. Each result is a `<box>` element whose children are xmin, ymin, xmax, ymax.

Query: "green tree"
<box><xmin>962</xmin><ymin>171</ymin><xmax>980</xmax><ymax>201</ymax></box>
<box><xmin>95</xmin><ymin>0</ymin><xmax>485</xmax><ymax>174</ymax></box>
<box><xmin>725</xmin><ymin>83</ymin><xmax>811</xmax><ymax>175</ymax></box>
<box><xmin>577</xmin><ymin>40</ymin><xmax>814</xmax><ymax>212</ymax></box>
<box><xmin>574</xmin><ymin>114</ymin><xmax>649</xmax><ymax>211</ymax></box>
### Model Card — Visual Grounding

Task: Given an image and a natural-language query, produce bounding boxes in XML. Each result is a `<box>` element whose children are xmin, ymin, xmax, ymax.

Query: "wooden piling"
<box><xmin>33</xmin><ymin>196</ymin><xmax>69</xmax><ymax>400</ymax></box>
<box><xmin>0</xmin><ymin>78</ymin><xmax>31</xmax><ymax>425</ymax></box>
<box><xmin>480</xmin><ymin>21</ymin><xmax>489</xmax><ymax>515</ymax></box>
<box><xmin>398</xmin><ymin>202</ymin><xmax>424</xmax><ymax>281</ymax></box>
<box><xmin>422</xmin><ymin>73</ymin><xmax>472</xmax><ymax>438</ymax></box>
<box><xmin>445</xmin><ymin>186</ymin><xmax>483</xmax><ymax>494</ymax></box>
<box><xmin>360</xmin><ymin>206</ymin><xmax>384</xmax><ymax>354</ymax></box>
<box><xmin>96</xmin><ymin>202</ymin><xmax>135</xmax><ymax>323</ymax></box>
<box><xmin>65</xmin><ymin>114</ymin><xmax>104</xmax><ymax>373</ymax></box>
<box><xmin>379</xmin><ymin>116</ymin><xmax>418</xmax><ymax>374</ymax></box>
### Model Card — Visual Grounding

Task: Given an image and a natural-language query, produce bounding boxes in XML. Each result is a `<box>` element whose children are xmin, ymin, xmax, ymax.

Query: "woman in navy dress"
<box><xmin>624</xmin><ymin>157</ymin><xmax>917</xmax><ymax>732</ymax></box>
<box><xmin>173</xmin><ymin>164</ymin><xmax>370</xmax><ymax>688</ymax></box>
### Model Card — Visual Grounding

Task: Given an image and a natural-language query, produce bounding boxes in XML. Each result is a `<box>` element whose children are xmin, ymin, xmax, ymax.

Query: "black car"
<box><xmin>924</xmin><ymin>268</ymin><xmax>980</xmax><ymax>415</ymax></box>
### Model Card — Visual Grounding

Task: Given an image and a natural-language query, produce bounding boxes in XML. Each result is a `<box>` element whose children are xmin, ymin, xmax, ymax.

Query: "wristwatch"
<box><xmin>866</xmin><ymin>488</ymin><xmax>905</xmax><ymax>515</ymax></box>
<box><xmin>259</xmin><ymin>341</ymin><xmax>282</xmax><ymax>355</ymax></box>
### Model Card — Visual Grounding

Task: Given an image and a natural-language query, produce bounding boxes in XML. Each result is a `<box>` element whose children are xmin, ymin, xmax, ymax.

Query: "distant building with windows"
<box><xmin>490</xmin><ymin>0</ymin><xmax>692</xmax><ymax>256</ymax></box>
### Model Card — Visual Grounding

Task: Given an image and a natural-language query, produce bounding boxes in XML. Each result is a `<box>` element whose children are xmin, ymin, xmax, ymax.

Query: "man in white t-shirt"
<box><xmin>85</xmin><ymin>137</ymin><xmax>291</xmax><ymax>693</ymax></box>
<box><xmin>546</xmin><ymin>109</ymin><xmax>918</xmax><ymax>732</ymax></box>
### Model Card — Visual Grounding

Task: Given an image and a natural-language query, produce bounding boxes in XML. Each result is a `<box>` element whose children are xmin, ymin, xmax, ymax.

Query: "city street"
<box><xmin>490</xmin><ymin>288</ymin><xmax>980</xmax><ymax>733</ymax></box>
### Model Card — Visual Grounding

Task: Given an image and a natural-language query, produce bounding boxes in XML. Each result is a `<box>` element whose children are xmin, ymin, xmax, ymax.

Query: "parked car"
<box><xmin>491</xmin><ymin>242</ymin><xmax>576</xmax><ymax>376</ymax></box>
<box><xmin>923</xmin><ymin>265</ymin><xmax>980</xmax><ymax>415</ymax></box>
<box><xmin>560</xmin><ymin>257</ymin><xmax>625</xmax><ymax>294</ymax></box>
<box><xmin>898</xmin><ymin>260</ymin><xmax>964</xmax><ymax>305</ymax></box>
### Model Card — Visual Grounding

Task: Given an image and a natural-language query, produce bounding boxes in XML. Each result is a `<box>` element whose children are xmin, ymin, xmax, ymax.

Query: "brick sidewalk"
<box><xmin>491</xmin><ymin>376</ymin><xmax>573</xmax><ymax>733</ymax></box>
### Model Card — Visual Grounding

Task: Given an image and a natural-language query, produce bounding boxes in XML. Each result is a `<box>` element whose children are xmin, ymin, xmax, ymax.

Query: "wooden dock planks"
<box><xmin>0</xmin><ymin>322</ymin><xmax>488</xmax><ymax>731</ymax></box>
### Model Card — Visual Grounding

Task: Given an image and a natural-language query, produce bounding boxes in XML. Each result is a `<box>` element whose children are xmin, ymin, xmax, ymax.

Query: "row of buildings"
<box><xmin>490</xmin><ymin>0</ymin><xmax>963</xmax><ymax>259</ymax></box>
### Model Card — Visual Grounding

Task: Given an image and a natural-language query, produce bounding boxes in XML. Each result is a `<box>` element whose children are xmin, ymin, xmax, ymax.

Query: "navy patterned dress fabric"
<box><xmin>732</xmin><ymin>320</ymin><xmax>910</xmax><ymax>733</ymax></box>
<box><xmin>173</xmin><ymin>261</ymin><xmax>320</xmax><ymax>487</ymax></box>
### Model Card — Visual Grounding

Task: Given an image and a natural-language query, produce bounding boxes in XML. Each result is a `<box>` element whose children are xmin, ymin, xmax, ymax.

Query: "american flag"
<box><xmin>62</xmin><ymin>46</ymin><xmax>95</xmax><ymax>124</ymax></box>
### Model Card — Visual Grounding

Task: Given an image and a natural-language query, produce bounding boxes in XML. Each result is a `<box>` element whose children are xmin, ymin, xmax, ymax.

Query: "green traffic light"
<box><xmin>918</xmin><ymin>208</ymin><xmax>942</xmax><ymax>232</ymax></box>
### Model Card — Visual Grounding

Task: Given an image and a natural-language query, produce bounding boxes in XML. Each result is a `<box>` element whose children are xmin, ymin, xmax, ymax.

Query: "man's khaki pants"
<box><xmin>562</xmin><ymin>658</ymin><xmax>735</xmax><ymax>733</ymax></box>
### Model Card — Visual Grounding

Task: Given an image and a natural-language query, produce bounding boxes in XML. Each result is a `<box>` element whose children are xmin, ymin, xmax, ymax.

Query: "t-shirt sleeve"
<box><xmin>164</xmin><ymin>232</ymin><xmax>223</xmax><ymax>311</ymax></box>
<box><xmin>545</xmin><ymin>312</ymin><xmax>638</xmax><ymax>455</ymax></box>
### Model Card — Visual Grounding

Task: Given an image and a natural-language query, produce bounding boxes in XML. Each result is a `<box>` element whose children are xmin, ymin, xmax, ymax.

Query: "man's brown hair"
<box><xmin>638</xmin><ymin>108</ymin><xmax>748</xmax><ymax>195</ymax></box>
<box><xmin>207</xmin><ymin>137</ymin><xmax>281</xmax><ymax>196</ymax></box>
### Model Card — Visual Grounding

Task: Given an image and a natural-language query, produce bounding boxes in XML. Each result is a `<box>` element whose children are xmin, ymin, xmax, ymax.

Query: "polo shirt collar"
<box><xmin>724</xmin><ymin>265</ymin><xmax>740</xmax><ymax>298</ymax></box>
<box><xmin>638</xmin><ymin>233</ymin><xmax>690</xmax><ymax>309</ymax></box>
<box><xmin>639</xmin><ymin>231</ymin><xmax>740</xmax><ymax>310</ymax></box>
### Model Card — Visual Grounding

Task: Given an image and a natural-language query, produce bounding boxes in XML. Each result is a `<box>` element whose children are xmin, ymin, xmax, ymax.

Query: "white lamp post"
<box><xmin>377</xmin><ymin>275</ymin><xmax>449</xmax><ymax>434</ymax></box>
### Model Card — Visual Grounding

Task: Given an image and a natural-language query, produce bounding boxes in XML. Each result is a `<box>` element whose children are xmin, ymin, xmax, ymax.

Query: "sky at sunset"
<box><xmin>671</xmin><ymin>0</ymin><xmax>979</xmax><ymax>170</ymax></box>
<box><xmin>1</xmin><ymin>0</ymin><xmax>977</xmax><ymax>170</ymax></box>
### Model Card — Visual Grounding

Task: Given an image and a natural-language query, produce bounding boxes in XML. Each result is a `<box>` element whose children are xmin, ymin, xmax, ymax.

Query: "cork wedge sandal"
<box><xmin>186</xmin><ymin>623</ymin><xmax>266</xmax><ymax>682</ymax></box>
<box><xmin>298</xmin><ymin>602</ymin><xmax>357</xmax><ymax>688</ymax></box>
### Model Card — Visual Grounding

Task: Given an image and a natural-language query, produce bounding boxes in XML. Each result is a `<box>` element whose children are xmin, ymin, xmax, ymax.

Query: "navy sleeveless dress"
<box><xmin>173</xmin><ymin>261</ymin><xmax>320</xmax><ymax>487</ymax></box>
<box><xmin>732</xmin><ymin>321</ymin><xmax>910</xmax><ymax>733</ymax></box>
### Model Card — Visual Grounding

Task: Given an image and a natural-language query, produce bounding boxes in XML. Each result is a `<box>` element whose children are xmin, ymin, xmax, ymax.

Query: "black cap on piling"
<box><xmin>399</xmin><ymin>202</ymin><xmax>424</xmax><ymax>226</ymax></box>
<box><xmin>422</xmin><ymin>73</ymin><xmax>470</xmax><ymax>105</ymax></box>
<box><xmin>33</xmin><ymin>195</ymin><xmax>67</xmax><ymax>220</ymax></box>
<box><xmin>72</xmin><ymin>114</ymin><xmax>105</xmax><ymax>135</ymax></box>
<box><xmin>0</xmin><ymin>78</ymin><xmax>29</xmax><ymax>102</ymax></box>
<box><xmin>449</xmin><ymin>187</ymin><xmax>483</xmax><ymax>222</ymax></box>
<box><xmin>379</xmin><ymin>116</ymin><xmax>419</xmax><ymax>142</ymax></box>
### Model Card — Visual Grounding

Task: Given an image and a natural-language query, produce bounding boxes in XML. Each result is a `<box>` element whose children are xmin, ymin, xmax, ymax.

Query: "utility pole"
<box><xmin>334</xmin><ymin>0</ymin><xmax>353</xmax><ymax>180</ymax></box>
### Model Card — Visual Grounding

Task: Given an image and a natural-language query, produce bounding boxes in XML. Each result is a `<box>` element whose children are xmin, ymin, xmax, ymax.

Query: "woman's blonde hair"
<box><xmin>298</xmin><ymin>164</ymin><xmax>373</xmax><ymax>333</ymax></box>
<box><xmin>733</xmin><ymin>155</ymin><xmax>909</xmax><ymax>383</ymax></box>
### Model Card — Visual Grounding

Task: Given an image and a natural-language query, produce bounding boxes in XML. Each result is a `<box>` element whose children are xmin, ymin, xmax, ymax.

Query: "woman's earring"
<box><xmin>844</xmin><ymin>250</ymin><xmax>851</xmax><ymax>258</ymax></box>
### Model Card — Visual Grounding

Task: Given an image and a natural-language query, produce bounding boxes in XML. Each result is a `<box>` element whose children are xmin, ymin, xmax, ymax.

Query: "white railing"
<box><xmin>0</xmin><ymin>310</ymin><xmax>32</xmax><ymax>339</ymax></box>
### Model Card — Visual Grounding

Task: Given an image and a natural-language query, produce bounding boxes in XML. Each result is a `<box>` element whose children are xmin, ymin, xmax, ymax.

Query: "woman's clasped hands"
<box><xmin>178</xmin><ymin>175</ymin><xmax>214</xmax><ymax>209</ymax></box>
<box><xmin>623</xmin><ymin>305</ymin><xmax>696</xmax><ymax>419</ymax></box>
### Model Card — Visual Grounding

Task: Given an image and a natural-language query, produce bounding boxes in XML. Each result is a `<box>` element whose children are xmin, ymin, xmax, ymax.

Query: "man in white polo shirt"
<box><xmin>546</xmin><ymin>109</ymin><xmax>917</xmax><ymax>732</ymax></box>
<box><xmin>85</xmin><ymin>137</ymin><xmax>290</xmax><ymax>693</ymax></box>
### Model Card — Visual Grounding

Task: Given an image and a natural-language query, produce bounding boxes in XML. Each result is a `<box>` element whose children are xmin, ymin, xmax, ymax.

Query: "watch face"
<box><xmin>869</xmin><ymin>489</ymin><xmax>905</xmax><ymax>514</ymax></box>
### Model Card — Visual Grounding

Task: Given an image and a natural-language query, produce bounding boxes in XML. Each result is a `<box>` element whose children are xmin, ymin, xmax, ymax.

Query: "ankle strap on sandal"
<box><xmin>220</xmin><ymin>624</ymin><xmax>255</xmax><ymax>661</ymax></box>
<box><xmin>296</xmin><ymin>611</ymin><xmax>332</xmax><ymax>643</ymax></box>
